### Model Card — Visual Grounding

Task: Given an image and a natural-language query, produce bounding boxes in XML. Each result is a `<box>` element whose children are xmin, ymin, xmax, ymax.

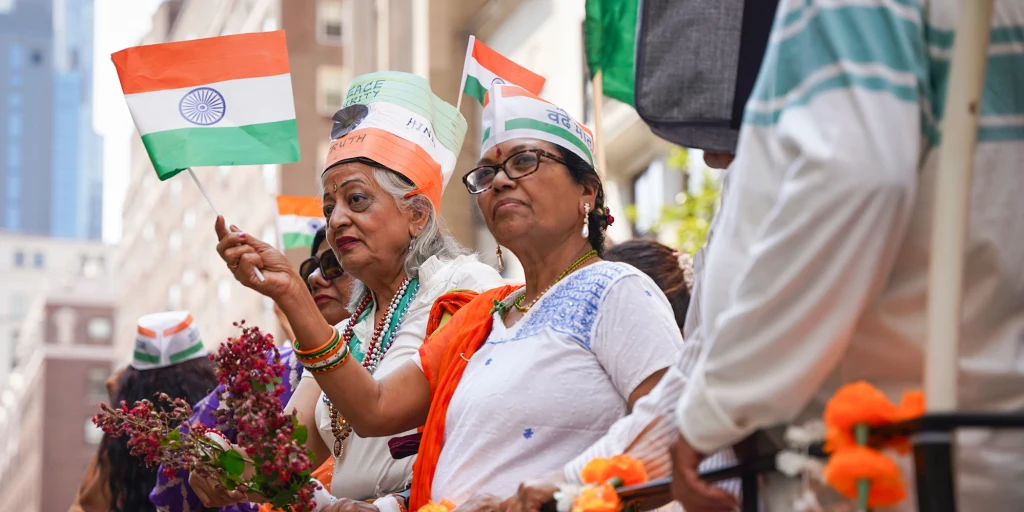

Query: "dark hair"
<box><xmin>554</xmin><ymin>146</ymin><xmax>611</xmax><ymax>255</ymax></box>
<box><xmin>604</xmin><ymin>240</ymin><xmax>691</xmax><ymax>327</ymax></box>
<box><xmin>311</xmin><ymin>226</ymin><xmax>328</xmax><ymax>257</ymax></box>
<box><xmin>101</xmin><ymin>358</ymin><xmax>217</xmax><ymax>512</ymax></box>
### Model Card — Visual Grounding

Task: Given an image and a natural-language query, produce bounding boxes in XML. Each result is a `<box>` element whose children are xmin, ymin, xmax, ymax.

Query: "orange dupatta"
<box><xmin>410</xmin><ymin>285</ymin><xmax>521</xmax><ymax>509</ymax></box>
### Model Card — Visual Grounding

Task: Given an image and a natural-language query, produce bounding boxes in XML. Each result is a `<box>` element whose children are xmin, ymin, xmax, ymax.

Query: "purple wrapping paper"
<box><xmin>149</xmin><ymin>346</ymin><xmax>304</xmax><ymax>512</ymax></box>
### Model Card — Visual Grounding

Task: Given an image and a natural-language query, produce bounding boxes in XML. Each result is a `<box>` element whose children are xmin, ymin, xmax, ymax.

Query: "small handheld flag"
<box><xmin>457</xmin><ymin>35</ymin><xmax>546</xmax><ymax>109</ymax></box>
<box><xmin>112</xmin><ymin>31</ymin><xmax>301</xmax><ymax>180</ymax></box>
<box><xmin>276</xmin><ymin>196</ymin><xmax>325</xmax><ymax>250</ymax></box>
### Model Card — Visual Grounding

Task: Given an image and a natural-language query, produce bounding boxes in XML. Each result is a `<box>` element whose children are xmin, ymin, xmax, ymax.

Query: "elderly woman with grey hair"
<box><xmin>211</xmin><ymin>72</ymin><xmax>504</xmax><ymax>512</ymax></box>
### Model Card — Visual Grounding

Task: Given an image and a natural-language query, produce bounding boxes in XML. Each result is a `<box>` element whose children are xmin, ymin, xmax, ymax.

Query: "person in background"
<box><xmin>212</xmin><ymin>71</ymin><xmax>505</xmax><ymax>512</ymax></box>
<box><xmin>71</xmin><ymin>312</ymin><xmax>218</xmax><ymax>512</ymax></box>
<box><xmin>603</xmin><ymin>240</ymin><xmax>694</xmax><ymax>329</ymax></box>
<box><xmin>669</xmin><ymin>0</ymin><xmax>1024</xmax><ymax>510</ymax></box>
<box><xmin>153</xmin><ymin>227</ymin><xmax>355</xmax><ymax>511</ymax></box>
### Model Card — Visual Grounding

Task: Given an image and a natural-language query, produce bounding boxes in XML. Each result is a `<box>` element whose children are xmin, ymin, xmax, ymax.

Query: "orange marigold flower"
<box><xmin>580</xmin><ymin>455</ymin><xmax>649</xmax><ymax>486</ymax></box>
<box><xmin>417</xmin><ymin>500</ymin><xmax>456</xmax><ymax>512</ymax></box>
<box><xmin>824</xmin><ymin>446</ymin><xmax>907</xmax><ymax>507</ymax></box>
<box><xmin>572</xmin><ymin>484</ymin><xmax>620</xmax><ymax>512</ymax></box>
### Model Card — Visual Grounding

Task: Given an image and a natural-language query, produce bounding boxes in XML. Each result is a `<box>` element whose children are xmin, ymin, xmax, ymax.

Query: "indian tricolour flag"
<box><xmin>276</xmin><ymin>196</ymin><xmax>325</xmax><ymax>250</ymax></box>
<box><xmin>458</xmin><ymin>35</ymin><xmax>545</xmax><ymax>106</ymax></box>
<box><xmin>112</xmin><ymin>31</ymin><xmax>300</xmax><ymax>180</ymax></box>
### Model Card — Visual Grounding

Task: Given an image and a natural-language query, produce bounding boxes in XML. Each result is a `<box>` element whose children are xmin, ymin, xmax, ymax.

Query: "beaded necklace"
<box><xmin>511</xmin><ymin>249</ymin><xmax>598</xmax><ymax>313</ymax></box>
<box><xmin>322</xmin><ymin>277</ymin><xmax>420</xmax><ymax>457</ymax></box>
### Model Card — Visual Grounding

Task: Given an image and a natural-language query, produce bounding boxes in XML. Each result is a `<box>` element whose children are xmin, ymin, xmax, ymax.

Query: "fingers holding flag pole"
<box><xmin>187</xmin><ymin>168</ymin><xmax>266</xmax><ymax>283</ymax></box>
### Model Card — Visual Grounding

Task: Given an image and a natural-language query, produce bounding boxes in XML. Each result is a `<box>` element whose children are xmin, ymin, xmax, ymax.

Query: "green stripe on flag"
<box><xmin>481</xmin><ymin>127</ymin><xmax>490</xmax><ymax>145</ymax></box>
<box><xmin>282</xmin><ymin>232</ymin><xmax>316</xmax><ymax>250</ymax></box>
<box><xmin>464</xmin><ymin>75</ymin><xmax>488</xmax><ymax>106</ymax></box>
<box><xmin>504</xmin><ymin>118</ymin><xmax>593</xmax><ymax>163</ymax></box>
<box><xmin>133</xmin><ymin>351</ymin><xmax>160</xmax><ymax>364</ymax></box>
<box><xmin>170</xmin><ymin>341</ymin><xmax>205</xmax><ymax>364</ymax></box>
<box><xmin>141</xmin><ymin>120</ymin><xmax>300</xmax><ymax>180</ymax></box>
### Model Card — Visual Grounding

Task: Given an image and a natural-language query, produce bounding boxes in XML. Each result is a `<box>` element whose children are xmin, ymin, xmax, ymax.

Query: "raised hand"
<box><xmin>214</xmin><ymin>215</ymin><xmax>302</xmax><ymax>300</ymax></box>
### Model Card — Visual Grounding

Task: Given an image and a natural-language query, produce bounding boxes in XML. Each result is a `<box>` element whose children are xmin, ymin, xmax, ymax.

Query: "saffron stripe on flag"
<box><xmin>112</xmin><ymin>31</ymin><xmax>290</xmax><ymax>94</ymax></box>
<box><xmin>471</xmin><ymin>40</ymin><xmax>547</xmax><ymax>94</ymax></box>
<box><xmin>141</xmin><ymin>120</ymin><xmax>300</xmax><ymax>180</ymax></box>
<box><xmin>277</xmin><ymin>196</ymin><xmax>323</xmax><ymax>217</ymax></box>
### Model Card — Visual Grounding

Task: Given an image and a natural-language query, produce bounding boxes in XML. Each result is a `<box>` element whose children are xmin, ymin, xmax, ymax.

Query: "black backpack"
<box><xmin>634</xmin><ymin>0</ymin><xmax>780</xmax><ymax>152</ymax></box>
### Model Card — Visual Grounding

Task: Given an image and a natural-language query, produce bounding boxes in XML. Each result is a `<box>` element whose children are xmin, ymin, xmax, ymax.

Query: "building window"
<box><xmin>8</xmin><ymin>44</ymin><xmax>23</xmax><ymax>69</ymax></box>
<box><xmin>7</xmin><ymin>114</ymin><xmax>21</xmax><ymax>137</ymax></box>
<box><xmin>261</xmin><ymin>164</ymin><xmax>278</xmax><ymax>194</ymax></box>
<box><xmin>8</xmin><ymin>92</ymin><xmax>21</xmax><ymax>107</ymax></box>
<box><xmin>32</xmin><ymin>252</ymin><xmax>43</xmax><ymax>268</ymax></box>
<box><xmin>167</xmin><ymin>284</ymin><xmax>182</xmax><ymax>309</ymax></box>
<box><xmin>183</xmin><ymin>209</ymin><xmax>196</xmax><ymax>229</ymax></box>
<box><xmin>318</xmin><ymin>140</ymin><xmax>331</xmax><ymax>174</ymax></box>
<box><xmin>86</xmin><ymin>368</ymin><xmax>109</xmax><ymax>400</ymax></box>
<box><xmin>169</xmin><ymin>230</ymin><xmax>182</xmax><ymax>251</ymax></box>
<box><xmin>81</xmin><ymin>255</ymin><xmax>100</xmax><ymax>278</ymax></box>
<box><xmin>218</xmin><ymin>279</ymin><xmax>232</xmax><ymax>305</ymax></box>
<box><xmin>87</xmin><ymin>318</ymin><xmax>112</xmax><ymax>341</ymax></box>
<box><xmin>6</xmin><ymin>144</ymin><xmax>20</xmax><ymax>167</ymax></box>
<box><xmin>317</xmin><ymin>65</ymin><xmax>346</xmax><ymax>115</ymax></box>
<box><xmin>7</xmin><ymin>73</ymin><xmax>21</xmax><ymax>87</ymax></box>
<box><xmin>262</xmin><ymin>225</ymin><xmax>276</xmax><ymax>248</ymax></box>
<box><xmin>317</xmin><ymin>1</ymin><xmax>344</xmax><ymax>45</ymax></box>
<box><xmin>5</xmin><ymin>205</ymin><xmax>19</xmax><ymax>230</ymax></box>
<box><xmin>29</xmin><ymin>50</ymin><xmax>42</xmax><ymax>66</ymax></box>
<box><xmin>84</xmin><ymin>419</ymin><xmax>104</xmax><ymax>445</ymax></box>
<box><xmin>13</xmin><ymin>251</ymin><xmax>24</xmax><ymax>267</ymax></box>
<box><xmin>8</xmin><ymin>293</ymin><xmax>27</xmax><ymax>318</ymax></box>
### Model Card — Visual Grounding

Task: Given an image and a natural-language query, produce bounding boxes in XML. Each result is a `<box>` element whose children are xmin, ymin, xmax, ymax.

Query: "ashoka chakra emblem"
<box><xmin>179</xmin><ymin>87</ymin><xmax>226</xmax><ymax>126</ymax></box>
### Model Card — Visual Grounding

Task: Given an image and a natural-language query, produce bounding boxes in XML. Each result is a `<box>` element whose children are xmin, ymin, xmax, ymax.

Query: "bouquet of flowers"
<box><xmin>94</xmin><ymin>322</ymin><xmax>327</xmax><ymax>511</ymax></box>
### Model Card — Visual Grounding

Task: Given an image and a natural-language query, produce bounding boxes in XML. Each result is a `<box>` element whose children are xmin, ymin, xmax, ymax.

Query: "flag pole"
<box><xmin>456</xmin><ymin>35</ymin><xmax>475</xmax><ymax>112</ymax></box>
<box><xmin>592</xmin><ymin>70</ymin><xmax>607</xmax><ymax>179</ymax></box>
<box><xmin>187</xmin><ymin>168</ymin><xmax>266</xmax><ymax>283</ymax></box>
<box><xmin>925</xmin><ymin>0</ymin><xmax>993</xmax><ymax>412</ymax></box>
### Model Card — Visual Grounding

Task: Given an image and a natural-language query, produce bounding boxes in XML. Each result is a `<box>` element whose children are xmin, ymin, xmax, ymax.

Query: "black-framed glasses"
<box><xmin>299</xmin><ymin>250</ymin><xmax>344</xmax><ymax>289</ymax></box>
<box><xmin>462</xmin><ymin>148</ymin><xmax>568</xmax><ymax>194</ymax></box>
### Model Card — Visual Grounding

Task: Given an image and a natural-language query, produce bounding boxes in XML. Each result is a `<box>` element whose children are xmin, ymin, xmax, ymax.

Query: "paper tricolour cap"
<box><xmin>132</xmin><ymin>311</ymin><xmax>207</xmax><ymax>370</ymax></box>
<box><xmin>480</xmin><ymin>83</ymin><xmax>595</xmax><ymax>168</ymax></box>
<box><xmin>323</xmin><ymin>71</ymin><xmax>468</xmax><ymax>211</ymax></box>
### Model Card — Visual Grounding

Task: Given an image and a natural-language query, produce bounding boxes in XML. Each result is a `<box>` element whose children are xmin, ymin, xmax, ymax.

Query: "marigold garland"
<box><xmin>822</xmin><ymin>381</ymin><xmax>925</xmax><ymax>509</ymax></box>
<box><xmin>571</xmin><ymin>484</ymin><xmax>620</xmax><ymax>512</ymax></box>
<box><xmin>416</xmin><ymin>499</ymin><xmax>456</xmax><ymax>512</ymax></box>
<box><xmin>823</xmin><ymin>446</ymin><xmax>907</xmax><ymax>506</ymax></box>
<box><xmin>580</xmin><ymin>454</ymin><xmax>649</xmax><ymax>487</ymax></box>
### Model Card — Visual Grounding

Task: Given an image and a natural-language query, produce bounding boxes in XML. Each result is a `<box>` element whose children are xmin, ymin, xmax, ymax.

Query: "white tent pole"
<box><xmin>925</xmin><ymin>0</ymin><xmax>995</xmax><ymax>412</ymax></box>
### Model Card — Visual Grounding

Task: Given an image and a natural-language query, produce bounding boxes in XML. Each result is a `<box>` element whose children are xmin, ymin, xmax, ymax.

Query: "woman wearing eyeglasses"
<box><xmin>218</xmin><ymin>80</ymin><xmax>684</xmax><ymax>511</ymax></box>
<box><xmin>212</xmin><ymin>72</ymin><xmax>504</xmax><ymax>512</ymax></box>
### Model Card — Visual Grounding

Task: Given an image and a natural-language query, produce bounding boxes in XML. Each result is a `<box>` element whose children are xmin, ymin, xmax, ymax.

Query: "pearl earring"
<box><xmin>581</xmin><ymin>203</ymin><xmax>591</xmax><ymax>239</ymax></box>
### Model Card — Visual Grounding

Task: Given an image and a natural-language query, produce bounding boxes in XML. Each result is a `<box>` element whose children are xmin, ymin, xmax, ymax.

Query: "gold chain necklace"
<box><xmin>513</xmin><ymin>249</ymin><xmax>598</xmax><ymax>313</ymax></box>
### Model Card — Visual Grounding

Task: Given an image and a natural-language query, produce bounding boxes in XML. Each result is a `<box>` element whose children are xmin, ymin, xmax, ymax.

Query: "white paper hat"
<box><xmin>480</xmin><ymin>83</ymin><xmax>595</xmax><ymax>168</ymax></box>
<box><xmin>131</xmin><ymin>311</ymin><xmax>207</xmax><ymax>370</ymax></box>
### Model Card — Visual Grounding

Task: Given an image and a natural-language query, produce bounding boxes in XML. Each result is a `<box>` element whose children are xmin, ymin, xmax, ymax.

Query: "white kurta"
<box><xmin>301</xmin><ymin>255</ymin><xmax>504</xmax><ymax>500</ymax></box>
<box><xmin>423</xmin><ymin>262</ymin><xmax>684</xmax><ymax>503</ymax></box>
<box><xmin>668</xmin><ymin>1</ymin><xmax>1024</xmax><ymax>510</ymax></box>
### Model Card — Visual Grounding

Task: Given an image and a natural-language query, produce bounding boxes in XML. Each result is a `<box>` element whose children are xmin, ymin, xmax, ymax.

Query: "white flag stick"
<box><xmin>456</xmin><ymin>35</ymin><xmax>475</xmax><ymax>112</ymax></box>
<box><xmin>924</xmin><ymin>0</ymin><xmax>994</xmax><ymax>412</ymax></box>
<box><xmin>187</xmin><ymin>168</ymin><xmax>266</xmax><ymax>282</ymax></box>
<box><xmin>592</xmin><ymin>70</ymin><xmax>607</xmax><ymax>180</ymax></box>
